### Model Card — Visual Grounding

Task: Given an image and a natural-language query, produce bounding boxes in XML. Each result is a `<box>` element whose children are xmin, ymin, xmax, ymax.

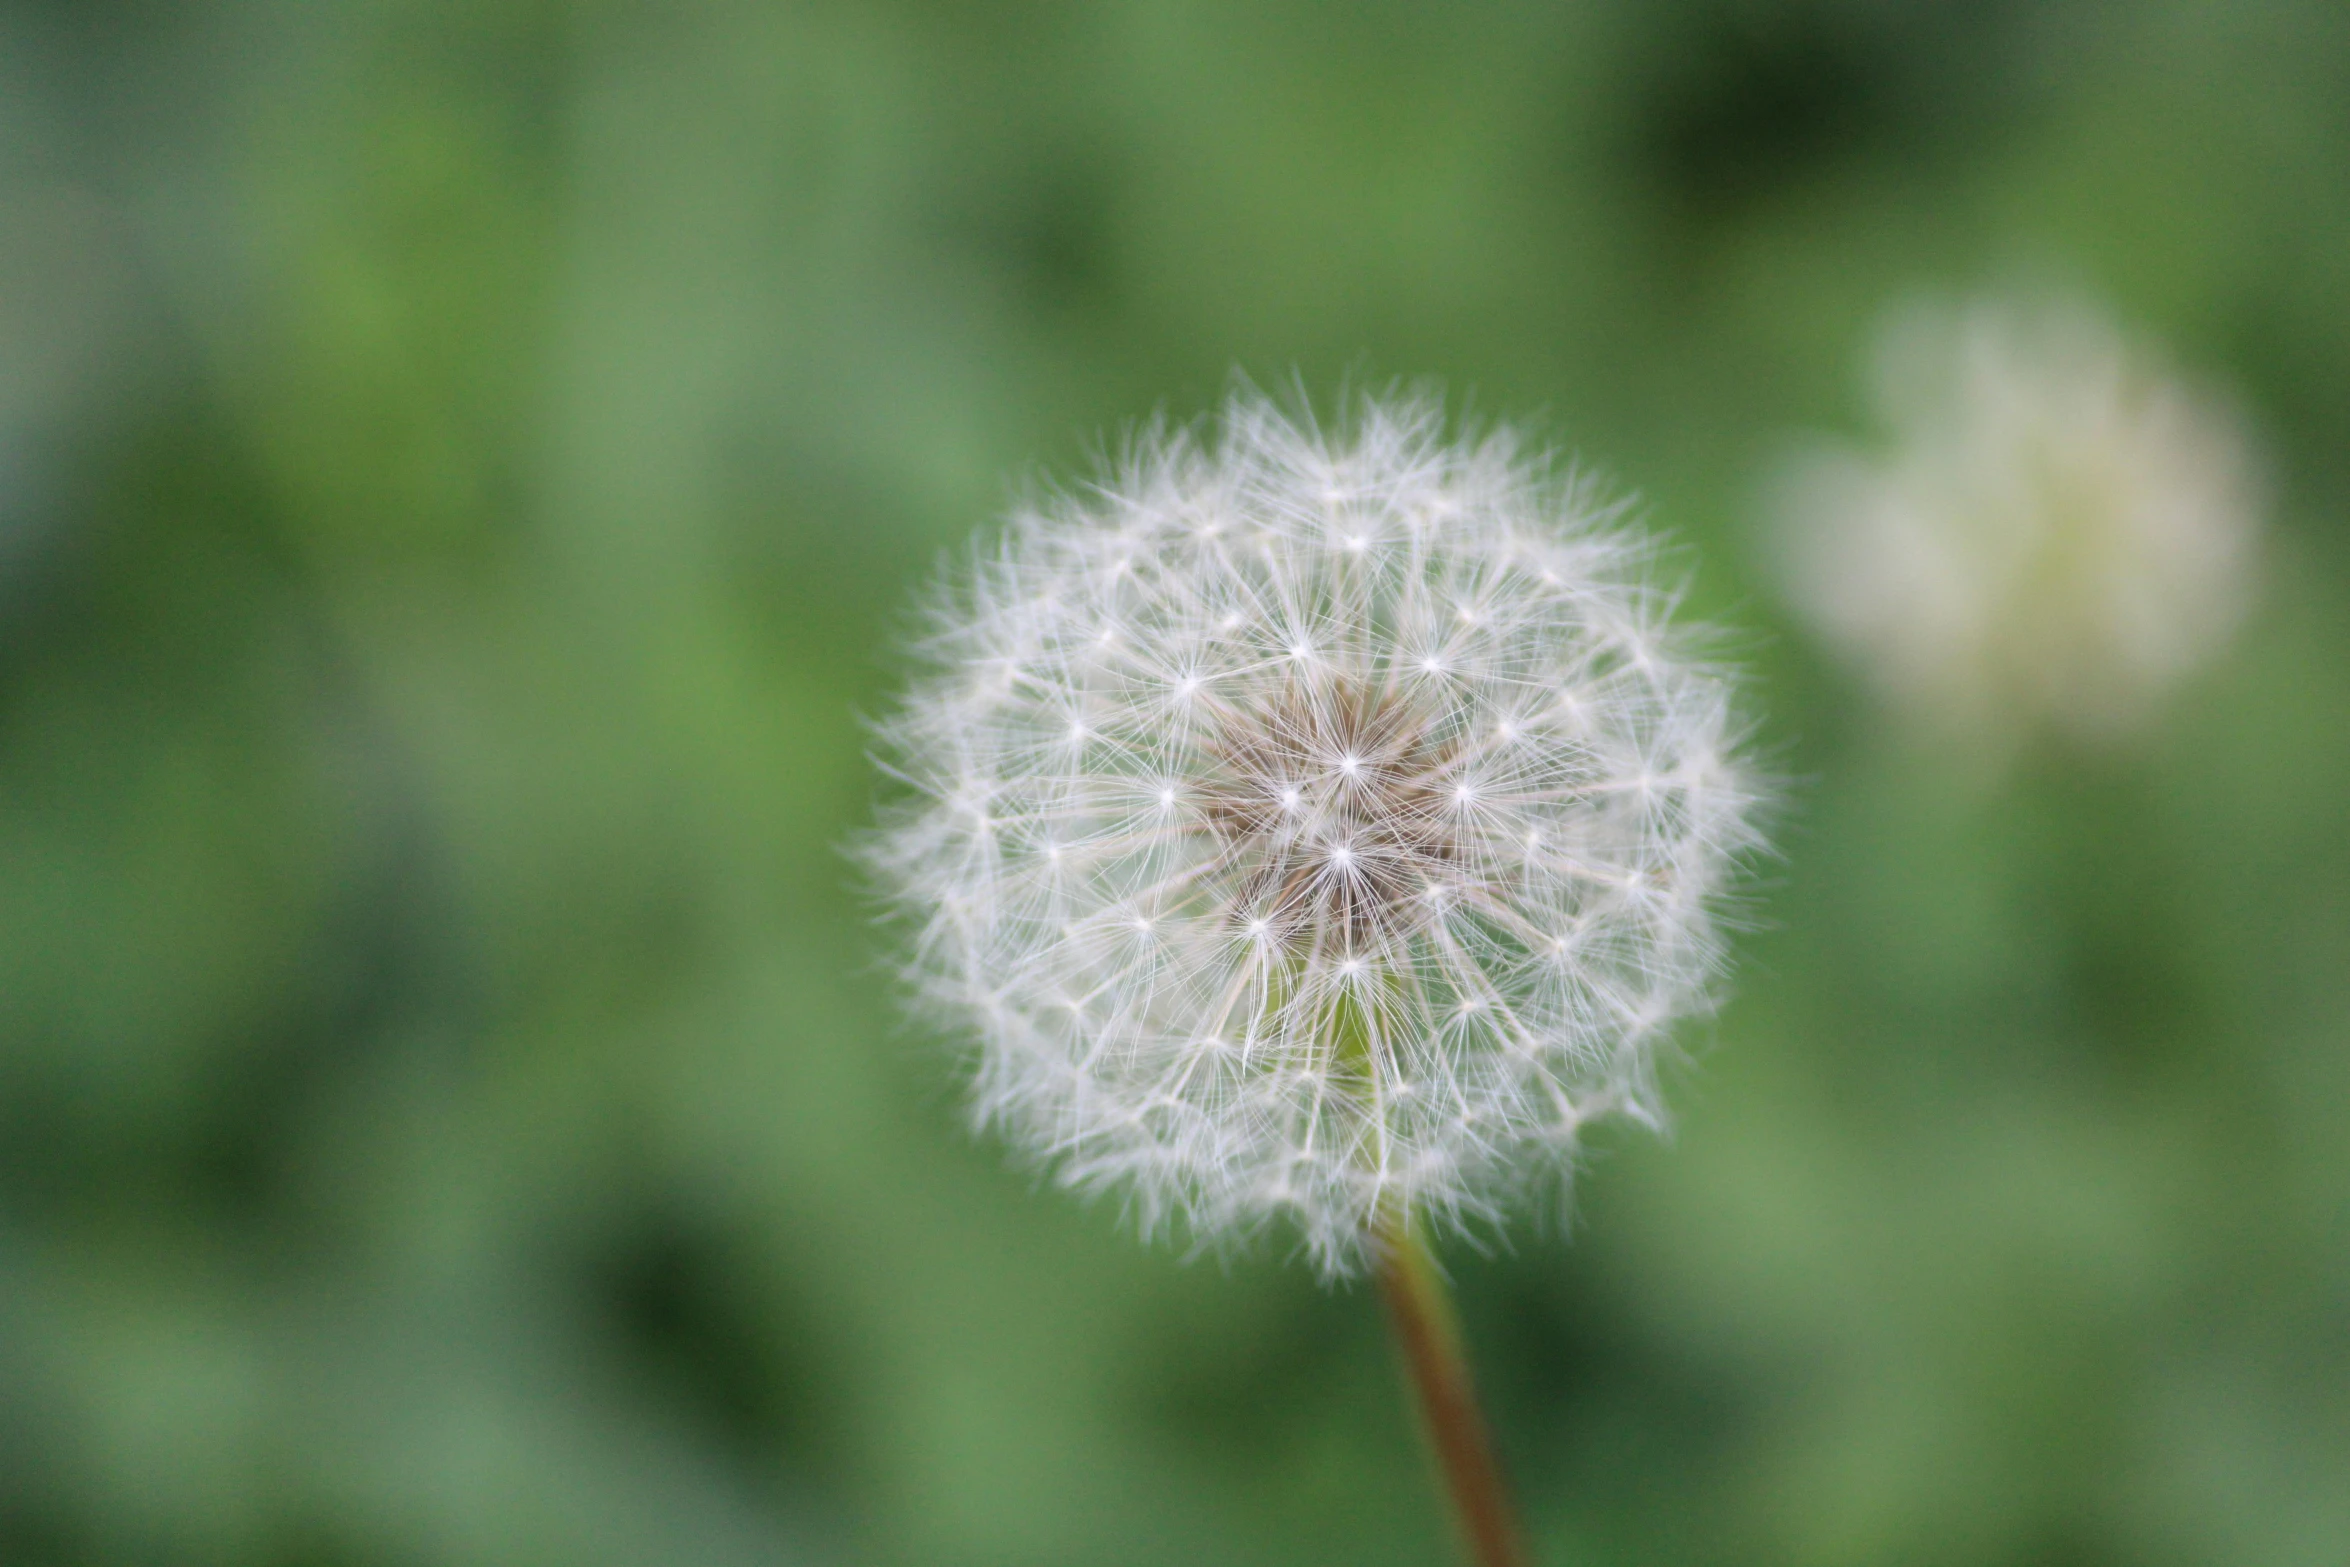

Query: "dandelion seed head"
<box><xmin>863</xmin><ymin>391</ymin><xmax>1762</xmax><ymax>1278</ymax></box>
<box><xmin>1769</xmin><ymin>292</ymin><xmax>2263</xmax><ymax>749</ymax></box>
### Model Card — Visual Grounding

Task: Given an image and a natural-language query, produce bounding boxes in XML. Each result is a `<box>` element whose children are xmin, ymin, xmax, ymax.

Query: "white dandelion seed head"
<box><xmin>1768</xmin><ymin>291</ymin><xmax>2264</xmax><ymax>748</ymax></box>
<box><xmin>862</xmin><ymin>391</ymin><xmax>1763</xmax><ymax>1279</ymax></box>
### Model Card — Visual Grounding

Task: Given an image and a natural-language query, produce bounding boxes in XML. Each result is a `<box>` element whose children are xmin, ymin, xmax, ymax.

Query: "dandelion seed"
<box><xmin>862</xmin><ymin>390</ymin><xmax>1763</xmax><ymax>1282</ymax></box>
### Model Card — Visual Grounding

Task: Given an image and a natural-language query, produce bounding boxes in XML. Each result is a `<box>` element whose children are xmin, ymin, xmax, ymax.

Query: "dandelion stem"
<box><xmin>1375</xmin><ymin>1211</ymin><xmax>1530</xmax><ymax>1567</ymax></box>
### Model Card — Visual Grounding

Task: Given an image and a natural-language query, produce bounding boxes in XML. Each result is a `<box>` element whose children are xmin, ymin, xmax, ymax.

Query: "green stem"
<box><xmin>1374</xmin><ymin>1211</ymin><xmax>1531</xmax><ymax>1567</ymax></box>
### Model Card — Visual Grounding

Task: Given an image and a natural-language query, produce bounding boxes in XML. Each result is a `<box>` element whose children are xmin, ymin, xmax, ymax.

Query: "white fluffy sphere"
<box><xmin>1769</xmin><ymin>294</ymin><xmax>2263</xmax><ymax>749</ymax></box>
<box><xmin>865</xmin><ymin>393</ymin><xmax>1760</xmax><ymax>1278</ymax></box>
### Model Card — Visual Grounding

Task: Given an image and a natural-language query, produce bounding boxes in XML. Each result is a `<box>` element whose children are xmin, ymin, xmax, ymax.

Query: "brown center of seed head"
<box><xmin>1198</xmin><ymin>681</ymin><xmax>1467</xmax><ymax>952</ymax></box>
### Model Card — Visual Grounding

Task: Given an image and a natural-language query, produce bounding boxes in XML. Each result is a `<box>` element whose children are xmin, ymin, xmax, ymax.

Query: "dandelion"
<box><xmin>1767</xmin><ymin>292</ymin><xmax>2263</xmax><ymax>749</ymax></box>
<box><xmin>862</xmin><ymin>390</ymin><xmax>1761</xmax><ymax>1565</ymax></box>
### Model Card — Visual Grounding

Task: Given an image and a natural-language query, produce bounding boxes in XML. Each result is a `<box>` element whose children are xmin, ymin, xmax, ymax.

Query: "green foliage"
<box><xmin>3</xmin><ymin>1</ymin><xmax>2347</xmax><ymax>1562</ymax></box>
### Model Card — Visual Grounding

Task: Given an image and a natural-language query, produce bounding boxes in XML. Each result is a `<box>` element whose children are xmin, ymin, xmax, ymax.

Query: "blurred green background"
<box><xmin>4</xmin><ymin>2</ymin><xmax>2348</xmax><ymax>1563</ymax></box>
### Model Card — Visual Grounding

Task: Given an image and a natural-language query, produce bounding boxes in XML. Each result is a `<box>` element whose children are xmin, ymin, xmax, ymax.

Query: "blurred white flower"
<box><xmin>863</xmin><ymin>392</ymin><xmax>1762</xmax><ymax>1279</ymax></box>
<box><xmin>1768</xmin><ymin>293</ymin><xmax>2262</xmax><ymax>747</ymax></box>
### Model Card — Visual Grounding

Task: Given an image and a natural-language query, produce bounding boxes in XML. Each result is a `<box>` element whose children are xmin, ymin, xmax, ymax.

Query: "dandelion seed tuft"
<box><xmin>863</xmin><ymin>391</ymin><xmax>1763</xmax><ymax>1279</ymax></box>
